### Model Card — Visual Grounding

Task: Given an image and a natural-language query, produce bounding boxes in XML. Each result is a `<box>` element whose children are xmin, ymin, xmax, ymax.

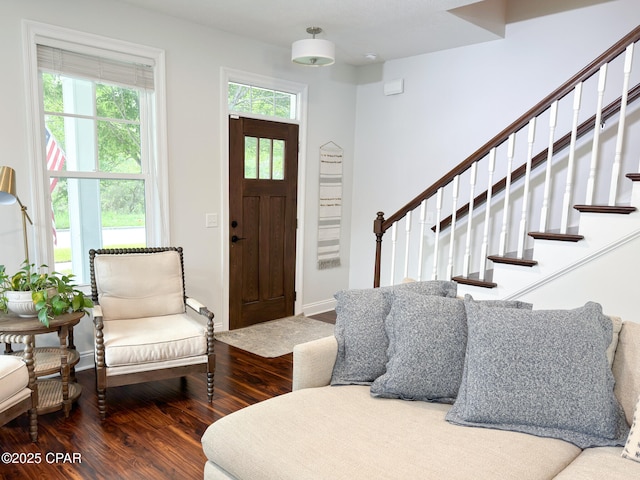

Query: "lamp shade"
<box><xmin>0</xmin><ymin>166</ymin><xmax>17</xmax><ymax>205</ymax></box>
<box><xmin>291</xmin><ymin>38</ymin><xmax>335</xmax><ymax>66</ymax></box>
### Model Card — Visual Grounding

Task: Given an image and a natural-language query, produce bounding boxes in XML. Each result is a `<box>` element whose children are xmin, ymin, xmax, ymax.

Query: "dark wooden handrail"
<box><xmin>434</xmin><ymin>82</ymin><xmax>640</xmax><ymax>232</ymax></box>
<box><xmin>373</xmin><ymin>24</ymin><xmax>640</xmax><ymax>287</ymax></box>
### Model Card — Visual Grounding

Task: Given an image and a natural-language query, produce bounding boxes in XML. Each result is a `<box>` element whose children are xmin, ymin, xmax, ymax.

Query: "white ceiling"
<box><xmin>114</xmin><ymin>0</ymin><xmax>615</xmax><ymax>66</ymax></box>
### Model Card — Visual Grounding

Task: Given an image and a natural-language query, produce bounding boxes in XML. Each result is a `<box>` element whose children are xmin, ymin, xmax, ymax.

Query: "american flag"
<box><xmin>45</xmin><ymin>127</ymin><xmax>66</xmax><ymax>244</ymax></box>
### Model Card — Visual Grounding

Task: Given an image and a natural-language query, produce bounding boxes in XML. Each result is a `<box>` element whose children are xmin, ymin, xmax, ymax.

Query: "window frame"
<box><xmin>22</xmin><ymin>21</ymin><xmax>169</xmax><ymax>285</ymax></box>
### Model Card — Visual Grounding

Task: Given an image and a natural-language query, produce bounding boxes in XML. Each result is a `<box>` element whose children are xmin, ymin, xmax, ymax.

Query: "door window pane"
<box><xmin>273</xmin><ymin>140</ymin><xmax>285</xmax><ymax>180</ymax></box>
<box><xmin>259</xmin><ymin>138</ymin><xmax>272</xmax><ymax>179</ymax></box>
<box><xmin>244</xmin><ymin>136</ymin><xmax>257</xmax><ymax>179</ymax></box>
<box><xmin>244</xmin><ymin>137</ymin><xmax>285</xmax><ymax>181</ymax></box>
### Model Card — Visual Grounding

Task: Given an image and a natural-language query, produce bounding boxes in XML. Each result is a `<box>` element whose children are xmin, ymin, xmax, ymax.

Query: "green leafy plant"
<box><xmin>0</xmin><ymin>261</ymin><xmax>93</xmax><ymax>327</ymax></box>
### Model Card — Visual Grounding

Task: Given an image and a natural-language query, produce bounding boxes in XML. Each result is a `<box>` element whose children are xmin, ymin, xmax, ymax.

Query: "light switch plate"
<box><xmin>205</xmin><ymin>213</ymin><xmax>218</xmax><ymax>228</ymax></box>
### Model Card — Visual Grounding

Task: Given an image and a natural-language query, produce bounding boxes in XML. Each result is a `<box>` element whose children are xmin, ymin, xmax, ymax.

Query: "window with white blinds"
<box><xmin>28</xmin><ymin>26</ymin><xmax>167</xmax><ymax>284</ymax></box>
<box><xmin>37</xmin><ymin>44</ymin><xmax>155</xmax><ymax>90</ymax></box>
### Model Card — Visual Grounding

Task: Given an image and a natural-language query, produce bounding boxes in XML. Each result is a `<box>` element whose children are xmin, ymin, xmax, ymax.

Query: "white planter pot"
<box><xmin>5</xmin><ymin>288</ymin><xmax>56</xmax><ymax>318</ymax></box>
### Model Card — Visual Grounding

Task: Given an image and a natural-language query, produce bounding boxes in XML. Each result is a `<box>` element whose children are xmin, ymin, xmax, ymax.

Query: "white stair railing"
<box><xmin>609</xmin><ymin>44</ymin><xmax>635</xmax><ymax>206</ymax></box>
<box><xmin>539</xmin><ymin>100</ymin><xmax>558</xmax><ymax>231</ymax></box>
<box><xmin>516</xmin><ymin>118</ymin><xmax>537</xmax><ymax>257</ymax></box>
<box><xmin>498</xmin><ymin>133</ymin><xmax>516</xmax><ymax>256</ymax></box>
<box><xmin>373</xmin><ymin>27</ymin><xmax>640</xmax><ymax>288</ymax></box>
<box><xmin>585</xmin><ymin>64</ymin><xmax>608</xmax><ymax>205</ymax></box>
<box><xmin>560</xmin><ymin>83</ymin><xmax>583</xmax><ymax>234</ymax></box>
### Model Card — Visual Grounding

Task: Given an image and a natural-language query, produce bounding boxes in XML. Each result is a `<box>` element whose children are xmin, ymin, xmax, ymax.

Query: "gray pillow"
<box><xmin>370</xmin><ymin>293</ymin><xmax>531</xmax><ymax>403</ymax></box>
<box><xmin>446</xmin><ymin>298</ymin><xmax>630</xmax><ymax>448</ymax></box>
<box><xmin>330</xmin><ymin>281</ymin><xmax>457</xmax><ymax>386</ymax></box>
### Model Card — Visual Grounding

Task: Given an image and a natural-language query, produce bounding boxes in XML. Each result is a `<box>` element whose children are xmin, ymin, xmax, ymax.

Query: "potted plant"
<box><xmin>0</xmin><ymin>261</ymin><xmax>93</xmax><ymax>327</ymax></box>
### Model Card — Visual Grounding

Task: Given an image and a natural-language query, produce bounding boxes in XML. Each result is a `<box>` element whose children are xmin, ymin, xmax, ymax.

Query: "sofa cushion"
<box><xmin>446</xmin><ymin>299</ymin><xmax>629</xmax><ymax>448</ymax></box>
<box><xmin>554</xmin><ymin>447</ymin><xmax>640</xmax><ymax>479</ymax></box>
<box><xmin>613</xmin><ymin>321</ymin><xmax>640</xmax><ymax>426</ymax></box>
<box><xmin>330</xmin><ymin>280</ymin><xmax>457</xmax><ymax>386</ymax></box>
<box><xmin>622</xmin><ymin>395</ymin><xmax>640</xmax><ymax>463</ymax></box>
<box><xmin>202</xmin><ymin>385</ymin><xmax>581</xmax><ymax>480</ymax></box>
<box><xmin>370</xmin><ymin>292</ymin><xmax>531</xmax><ymax>403</ymax></box>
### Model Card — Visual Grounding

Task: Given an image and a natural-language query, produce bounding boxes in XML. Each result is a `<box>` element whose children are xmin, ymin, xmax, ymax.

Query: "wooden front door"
<box><xmin>229</xmin><ymin>116</ymin><xmax>299</xmax><ymax>330</ymax></box>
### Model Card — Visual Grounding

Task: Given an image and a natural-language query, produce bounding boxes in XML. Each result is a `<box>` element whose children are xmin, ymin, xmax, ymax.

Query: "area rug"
<box><xmin>215</xmin><ymin>315</ymin><xmax>335</xmax><ymax>358</ymax></box>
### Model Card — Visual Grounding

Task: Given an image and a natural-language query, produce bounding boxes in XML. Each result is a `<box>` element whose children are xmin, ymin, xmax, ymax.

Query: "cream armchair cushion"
<box><xmin>103</xmin><ymin>314</ymin><xmax>207</xmax><ymax>367</ymax></box>
<box><xmin>94</xmin><ymin>251</ymin><xmax>185</xmax><ymax>320</ymax></box>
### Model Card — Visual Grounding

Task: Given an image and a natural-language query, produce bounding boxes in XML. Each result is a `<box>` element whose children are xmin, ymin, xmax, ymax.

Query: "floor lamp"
<box><xmin>0</xmin><ymin>166</ymin><xmax>33</xmax><ymax>264</ymax></box>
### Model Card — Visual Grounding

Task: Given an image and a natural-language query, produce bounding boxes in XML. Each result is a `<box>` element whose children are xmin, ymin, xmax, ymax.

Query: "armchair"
<box><xmin>0</xmin><ymin>333</ymin><xmax>37</xmax><ymax>442</ymax></box>
<box><xmin>89</xmin><ymin>247</ymin><xmax>214</xmax><ymax>419</ymax></box>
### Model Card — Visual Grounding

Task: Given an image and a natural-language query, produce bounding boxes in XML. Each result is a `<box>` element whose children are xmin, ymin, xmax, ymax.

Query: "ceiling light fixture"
<box><xmin>291</xmin><ymin>27</ymin><xmax>335</xmax><ymax>67</ymax></box>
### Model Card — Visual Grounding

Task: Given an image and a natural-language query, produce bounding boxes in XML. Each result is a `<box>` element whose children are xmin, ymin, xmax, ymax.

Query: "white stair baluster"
<box><xmin>446</xmin><ymin>176</ymin><xmax>460</xmax><ymax>279</ymax></box>
<box><xmin>609</xmin><ymin>44</ymin><xmax>634</xmax><ymax>206</ymax></box>
<box><xmin>560</xmin><ymin>82</ymin><xmax>583</xmax><ymax>234</ymax></box>
<box><xmin>389</xmin><ymin>222</ymin><xmax>398</xmax><ymax>285</ymax></box>
<box><xmin>417</xmin><ymin>199</ymin><xmax>427</xmax><ymax>281</ymax></box>
<box><xmin>479</xmin><ymin>149</ymin><xmax>496</xmax><ymax>281</ymax></box>
<box><xmin>517</xmin><ymin>118</ymin><xmax>537</xmax><ymax>258</ymax></box>
<box><xmin>499</xmin><ymin>133</ymin><xmax>516</xmax><ymax>256</ymax></box>
<box><xmin>539</xmin><ymin>100</ymin><xmax>559</xmax><ymax>231</ymax></box>
<box><xmin>586</xmin><ymin>64</ymin><xmax>608</xmax><ymax>205</ymax></box>
<box><xmin>432</xmin><ymin>188</ymin><xmax>444</xmax><ymax>280</ymax></box>
<box><xmin>403</xmin><ymin>211</ymin><xmax>412</xmax><ymax>280</ymax></box>
<box><xmin>462</xmin><ymin>163</ymin><xmax>478</xmax><ymax>277</ymax></box>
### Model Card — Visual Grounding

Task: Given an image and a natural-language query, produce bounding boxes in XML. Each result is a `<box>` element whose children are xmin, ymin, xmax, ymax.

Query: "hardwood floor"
<box><xmin>0</xmin><ymin>311</ymin><xmax>336</xmax><ymax>480</ymax></box>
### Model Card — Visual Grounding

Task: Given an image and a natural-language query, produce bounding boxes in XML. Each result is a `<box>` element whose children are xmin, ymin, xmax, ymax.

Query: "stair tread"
<box><xmin>452</xmin><ymin>270</ymin><xmax>497</xmax><ymax>289</ymax></box>
<box><xmin>487</xmin><ymin>254</ymin><xmax>538</xmax><ymax>267</ymax></box>
<box><xmin>574</xmin><ymin>204</ymin><xmax>636</xmax><ymax>214</ymax></box>
<box><xmin>528</xmin><ymin>231</ymin><xmax>584</xmax><ymax>242</ymax></box>
<box><xmin>626</xmin><ymin>173</ymin><xmax>640</xmax><ymax>181</ymax></box>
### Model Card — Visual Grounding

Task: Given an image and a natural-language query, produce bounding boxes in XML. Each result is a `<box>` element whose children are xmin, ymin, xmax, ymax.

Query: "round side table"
<box><xmin>0</xmin><ymin>311</ymin><xmax>84</xmax><ymax>417</ymax></box>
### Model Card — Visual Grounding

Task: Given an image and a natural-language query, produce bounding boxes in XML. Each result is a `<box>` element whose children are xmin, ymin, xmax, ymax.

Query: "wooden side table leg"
<box><xmin>59</xmin><ymin>325</ymin><xmax>71</xmax><ymax>418</ymax></box>
<box><xmin>68</xmin><ymin>325</ymin><xmax>77</xmax><ymax>382</ymax></box>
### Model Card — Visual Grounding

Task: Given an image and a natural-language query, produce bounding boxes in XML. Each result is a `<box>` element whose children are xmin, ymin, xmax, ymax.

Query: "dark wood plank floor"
<box><xmin>0</xmin><ymin>311</ymin><xmax>336</xmax><ymax>480</ymax></box>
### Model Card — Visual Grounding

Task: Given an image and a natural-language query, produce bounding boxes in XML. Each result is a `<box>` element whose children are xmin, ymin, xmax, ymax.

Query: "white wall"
<box><xmin>349</xmin><ymin>0</ymin><xmax>640</xmax><ymax>289</ymax></box>
<box><xmin>0</xmin><ymin>0</ymin><xmax>356</xmax><ymax>365</ymax></box>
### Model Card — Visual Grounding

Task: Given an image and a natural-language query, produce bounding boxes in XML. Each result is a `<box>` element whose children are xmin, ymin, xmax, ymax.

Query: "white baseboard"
<box><xmin>302</xmin><ymin>298</ymin><xmax>336</xmax><ymax>317</ymax></box>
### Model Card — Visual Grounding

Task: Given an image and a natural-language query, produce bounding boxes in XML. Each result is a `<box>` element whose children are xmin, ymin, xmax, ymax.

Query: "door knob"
<box><xmin>231</xmin><ymin>235</ymin><xmax>246</xmax><ymax>243</ymax></box>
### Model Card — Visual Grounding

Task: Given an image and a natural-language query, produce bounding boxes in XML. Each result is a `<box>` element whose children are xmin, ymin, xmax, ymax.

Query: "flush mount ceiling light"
<box><xmin>291</xmin><ymin>27</ymin><xmax>335</xmax><ymax>67</ymax></box>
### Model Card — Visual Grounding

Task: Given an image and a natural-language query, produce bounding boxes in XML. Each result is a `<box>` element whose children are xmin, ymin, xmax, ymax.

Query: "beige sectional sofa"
<box><xmin>202</xmin><ymin>282</ymin><xmax>640</xmax><ymax>480</ymax></box>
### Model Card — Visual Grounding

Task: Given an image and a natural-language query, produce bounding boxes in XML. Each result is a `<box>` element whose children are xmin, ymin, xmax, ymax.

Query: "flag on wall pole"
<box><xmin>45</xmin><ymin>127</ymin><xmax>66</xmax><ymax>245</ymax></box>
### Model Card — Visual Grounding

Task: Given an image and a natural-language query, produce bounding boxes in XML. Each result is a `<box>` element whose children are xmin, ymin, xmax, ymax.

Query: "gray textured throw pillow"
<box><xmin>446</xmin><ymin>298</ymin><xmax>630</xmax><ymax>448</ymax></box>
<box><xmin>370</xmin><ymin>293</ymin><xmax>531</xmax><ymax>403</ymax></box>
<box><xmin>330</xmin><ymin>281</ymin><xmax>457</xmax><ymax>386</ymax></box>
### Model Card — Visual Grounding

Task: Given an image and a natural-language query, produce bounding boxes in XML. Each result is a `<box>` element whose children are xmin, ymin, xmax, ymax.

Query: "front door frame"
<box><xmin>219</xmin><ymin>68</ymin><xmax>308</xmax><ymax>332</ymax></box>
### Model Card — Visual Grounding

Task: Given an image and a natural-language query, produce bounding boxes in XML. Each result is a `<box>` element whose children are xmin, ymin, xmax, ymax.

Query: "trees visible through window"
<box><xmin>228</xmin><ymin>82</ymin><xmax>296</xmax><ymax>120</ymax></box>
<box><xmin>34</xmin><ymin>37</ymin><xmax>162</xmax><ymax>284</ymax></box>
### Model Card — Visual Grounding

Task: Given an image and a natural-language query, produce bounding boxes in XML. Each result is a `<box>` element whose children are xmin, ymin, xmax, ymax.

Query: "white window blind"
<box><xmin>37</xmin><ymin>44</ymin><xmax>154</xmax><ymax>90</ymax></box>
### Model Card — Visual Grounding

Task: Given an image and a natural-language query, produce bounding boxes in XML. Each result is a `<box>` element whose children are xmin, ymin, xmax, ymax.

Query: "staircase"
<box><xmin>373</xmin><ymin>25</ymin><xmax>640</xmax><ymax>302</ymax></box>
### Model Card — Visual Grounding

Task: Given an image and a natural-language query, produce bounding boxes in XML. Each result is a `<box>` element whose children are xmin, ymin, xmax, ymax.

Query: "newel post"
<box><xmin>373</xmin><ymin>211</ymin><xmax>385</xmax><ymax>287</ymax></box>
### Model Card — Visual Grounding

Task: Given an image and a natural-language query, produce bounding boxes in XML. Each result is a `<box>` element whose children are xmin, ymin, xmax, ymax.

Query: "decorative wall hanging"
<box><xmin>317</xmin><ymin>141</ymin><xmax>343</xmax><ymax>269</ymax></box>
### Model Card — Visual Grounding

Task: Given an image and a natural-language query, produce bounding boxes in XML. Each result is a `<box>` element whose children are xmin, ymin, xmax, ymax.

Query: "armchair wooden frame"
<box><xmin>89</xmin><ymin>247</ymin><xmax>215</xmax><ymax>420</ymax></box>
<box><xmin>0</xmin><ymin>333</ymin><xmax>38</xmax><ymax>442</ymax></box>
